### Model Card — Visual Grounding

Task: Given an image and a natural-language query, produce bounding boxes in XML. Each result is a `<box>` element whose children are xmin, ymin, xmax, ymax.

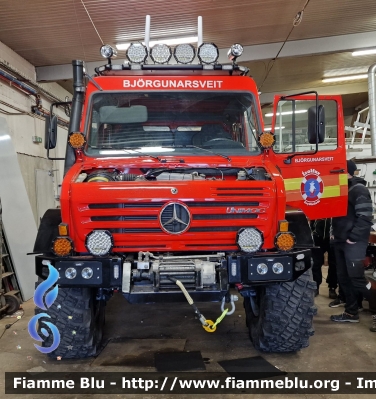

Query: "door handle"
<box><xmin>330</xmin><ymin>168</ymin><xmax>345</xmax><ymax>173</ymax></box>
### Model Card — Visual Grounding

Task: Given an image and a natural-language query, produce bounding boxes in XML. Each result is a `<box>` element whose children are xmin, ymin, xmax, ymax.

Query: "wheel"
<box><xmin>4</xmin><ymin>293</ymin><xmax>20</xmax><ymax>315</ymax></box>
<box><xmin>244</xmin><ymin>269</ymin><xmax>317</xmax><ymax>352</ymax></box>
<box><xmin>35</xmin><ymin>286</ymin><xmax>105</xmax><ymax>358</ymax></box>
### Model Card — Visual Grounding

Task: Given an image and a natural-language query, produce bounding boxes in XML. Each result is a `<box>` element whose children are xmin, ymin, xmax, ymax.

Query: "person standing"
<box><xmin>330</xmin><ymin>160</ymin><xmax>375</xmax><ymax>331</ymax></box>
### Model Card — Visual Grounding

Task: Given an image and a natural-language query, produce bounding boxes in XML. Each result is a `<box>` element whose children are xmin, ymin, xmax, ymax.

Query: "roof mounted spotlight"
<box><xmin>100</xmin><ymin>44</ymin><xmax>117</xmax><ymax>60</ymax></box>
<box><xmin>197</xmin><ymin>43</ymin><xmax>219</xmax><ymax>64</ymax></box>
<box><xmin>228</xmin><ymin>43</ymin><xmax>243</xmax><ymax>62</ymax></box>
<box><xmin>150</xmin><ymin>44</ymin><xmax>172</xmax><ymax>64</ymax></box>
<box><xmin>174</xmin><ymin>43</ymin><xmax>196</xmax><ymax>64</ymax></box>
<box><xmin>126</xmin><ymin>43</ymin><xmax>148</xmax><ymax>64</ymax></box>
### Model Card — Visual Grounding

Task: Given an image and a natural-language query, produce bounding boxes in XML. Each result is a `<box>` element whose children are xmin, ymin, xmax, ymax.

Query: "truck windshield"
<box><xmin>85</xmin><ymin>91</ymin><xmax>261</xmax><ymax>157</ymax></box>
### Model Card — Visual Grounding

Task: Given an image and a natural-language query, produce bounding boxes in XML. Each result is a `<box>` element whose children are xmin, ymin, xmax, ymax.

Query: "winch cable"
<box><xmin>167</xmin><ymin>277</ymin><xmax>228</xmax><ymax>332</ymax></box>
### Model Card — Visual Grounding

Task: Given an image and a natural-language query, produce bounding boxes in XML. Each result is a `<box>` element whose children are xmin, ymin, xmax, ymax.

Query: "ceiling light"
<box><xmin>116</xmin><ymin>36</ymin><xmax>198</xmax><ymax>50</ymax></box>
<box><xmin>265</xmin><ymin>110</ymin><xmax>307</xmax><ymax>117</ymax></box>
<box><xmin>352</xmin><ymin>49</ymin><xmax>376</xmax><ymax>56</ymax></box>
<box><xmin>322</xmin><ymin>74</ymin><xmax>368</xmax><ymax>83</ymax></box>
<box><xmin>264</xmin><ymin>126</ymin><xmax>285</xmax><ymax>131</ymax></box>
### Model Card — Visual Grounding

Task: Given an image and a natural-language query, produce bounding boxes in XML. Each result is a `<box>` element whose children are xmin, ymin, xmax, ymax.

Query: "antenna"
<box><xmin>198</xmin><ymin>16</ymin><xmax>203</xmax><ymax>47</ymax></box>
<box><xmin>145</xmin><ymin>15</ymin><xmax>151</xmax><ymax>51</ymax></box>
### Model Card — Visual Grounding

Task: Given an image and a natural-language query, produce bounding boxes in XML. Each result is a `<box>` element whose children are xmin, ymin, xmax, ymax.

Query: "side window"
<box><xmin>271</xmin><ymin>100</ymin><xmax>337</xmax><ymax>153</ymax></box>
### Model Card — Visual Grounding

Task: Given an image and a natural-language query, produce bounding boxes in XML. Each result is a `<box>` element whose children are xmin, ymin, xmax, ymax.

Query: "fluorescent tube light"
<box><xmin>265</xmin><ymin>110</ymin><xmax>307</xmax><ymax>117</ymax></box>
<box><xmin>116</xmin><ymin>36</ymin><xmax>198</xmax><ymax>50</ymax></box>
<box><xmin>322</xmin><ymin>74</ymin><xmax>368</xmax><ymax>83</ymax></box>
<box><xmin>352</xmin><ymin>49</ymin><xmax>376</xmax><ymax>56</ymax></box>
<box><xmin>264</xmin><ymin>126</ymin><xmax>285</xmax><ymax>131</ymax></box>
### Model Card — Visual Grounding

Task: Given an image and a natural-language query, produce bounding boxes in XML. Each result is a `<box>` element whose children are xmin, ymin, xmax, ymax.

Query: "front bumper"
<box><xmin>227</xmin><ymin>248</ymin><xmax>312</xmax><ymax>284</ymax></box>
<box><xmin>35</xmin><ymin>255</ymin><xmax>122</xmax><ymax>288</ymax></box>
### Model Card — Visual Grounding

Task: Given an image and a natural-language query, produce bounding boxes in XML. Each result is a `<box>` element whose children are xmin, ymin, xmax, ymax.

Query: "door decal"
<box><xmin>300</xmin><ymin>169</ymin><xmax>323</xmax><ymax>206</ymax></box>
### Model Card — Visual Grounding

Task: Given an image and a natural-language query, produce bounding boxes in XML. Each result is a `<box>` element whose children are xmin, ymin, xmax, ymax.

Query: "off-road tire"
<box><xmin>35</xmin><ymin>286</ymin><xmax>105</xmax><ymax>358</ymax></box>
<box><xmin>244</xmin><ymin>269</ymin><xmax>317</xmax><ymax>352</ymax></box>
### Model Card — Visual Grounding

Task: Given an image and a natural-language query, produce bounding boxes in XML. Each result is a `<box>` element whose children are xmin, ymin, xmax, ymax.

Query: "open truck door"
<box><xmin>268</xmin><ymin>94</ymin><xmax>347</xmax><ymax>219</ymax></box>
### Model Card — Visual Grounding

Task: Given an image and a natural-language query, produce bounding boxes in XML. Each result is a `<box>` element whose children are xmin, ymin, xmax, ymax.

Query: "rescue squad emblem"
<box><xmin>300</xmin><ymin>169</ymin><xmax>324</xmax><ymax>206</ymax></box>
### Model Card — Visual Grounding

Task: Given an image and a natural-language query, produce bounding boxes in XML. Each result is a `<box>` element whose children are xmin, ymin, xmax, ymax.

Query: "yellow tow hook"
<box><xmin>168</xmin><ymin>276</ymin><xmax>237</xmax><ymax>333</ymax></box>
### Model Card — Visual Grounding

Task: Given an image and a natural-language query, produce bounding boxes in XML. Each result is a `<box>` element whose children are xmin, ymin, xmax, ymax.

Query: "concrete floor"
<box><xmin>0</xmin><ymin>265</ymin><xmax>375</xmax><ymax>399</ymax></box>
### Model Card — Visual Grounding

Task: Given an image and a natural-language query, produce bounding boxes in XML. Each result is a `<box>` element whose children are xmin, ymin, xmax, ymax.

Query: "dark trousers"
<box><xmin>311</xmin><ymin>235</ymin><xmax>338</xmax><ymax>289</ymax></box>
<box><xmin>333</xmin><ymin>241</ymin><xmax>371</xmax><ymax>315</ymax></box>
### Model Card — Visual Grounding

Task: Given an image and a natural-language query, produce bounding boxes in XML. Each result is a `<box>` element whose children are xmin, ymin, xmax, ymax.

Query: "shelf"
<box><xmin>2</xmin><ymin>271</ymin><xmax>14</xmax><ymax>278</ymax></box>
<box><xmin>5</xmin><ymin>290</ymin><xmax>20</xmax><ymax>296</ymax></box>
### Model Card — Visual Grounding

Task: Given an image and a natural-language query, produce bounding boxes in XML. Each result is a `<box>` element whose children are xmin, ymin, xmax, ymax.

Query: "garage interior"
<box><xmin>1</xmin><ymin>0</ymin><xmax>376</xmax><ymax>397</ymax></box>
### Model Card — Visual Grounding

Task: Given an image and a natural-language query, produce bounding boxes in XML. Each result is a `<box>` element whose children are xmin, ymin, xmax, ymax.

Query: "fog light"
<box><xmin>85</xmin><ymin>230</ymin><xmax>113</xmax><ymax>256</ymax></box>
<box><xmin>65</xmin><ymin>267</ymin><xmax>77</xmax><ymax>279</ymax></box>
<box><xmin>272</xmin><ymin>262</ymin><xmax>284</xmax><ymax>274</ymax></box>
<box><xmin>126</xmin><ymin>43</ymin><xmax>148</xmax><ymax>63</ymax></box>
<box><xmin>82</xmin><ymin>267</ymin><xmax>93</xmax><ymax>279</ymax></box>
<box><xmin>150</xmin><ymin>44</ymin><xmax>172</xmax><ymax>64</ymax></box>
<box><xmin>257</xmin><ymin>263</ymin><xmax>268</xmax><ymax>275</ymax></box>
<box><xmin>275</xmin><ymin>232</ymin><xmax>295</xmax><ymax>251</ymax></box>
<box><xmin>174</xmin><ymin>43</ymin><xmax>196</xmax><ymax>64</ymax></box>
<box><xmin>237</xmin><ymin>228</ymin><xmax>263</xmax><ymax>253</ymax></box>
<box><xmin>197</xmin><ymin>43</ymin><xmax>219</xmax><ymax>64</ymax></box>
<box><xmin>52</xmin><ymin>237</ymin><xmax>73</xmax><ymax>257</ymax></box>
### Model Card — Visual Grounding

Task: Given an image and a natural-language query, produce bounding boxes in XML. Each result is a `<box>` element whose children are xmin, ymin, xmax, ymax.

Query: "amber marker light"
<box><xmin>58</xmin><ymin>223</ymin><xmax>68</xmax><ymax>236</ymax></box>
<box><xmin>278</xmin><ymin>220</ymin><xmax>289</xmax><ymax>232</ymax></box>
<box><xmin>275</xmin><ymin>232</ymin><xmax>295</xmax><ymax>252</ymax></box>
<box><xmin>52</xmin><ymin>237</ymin><xmax>73</xmax><ymax>257</ymax></box>
<box><xmin>258</xmin><ymin>132</ymin><xmax>275</xmax><ymax>149</ymax></box>
<box><xmin>68</xmin><ymin>132</ymin><xmax>86</xmax><ymax>149</ymax></box>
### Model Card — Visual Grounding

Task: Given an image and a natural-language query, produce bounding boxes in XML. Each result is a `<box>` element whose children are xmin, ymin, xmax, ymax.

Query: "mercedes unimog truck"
<box><xmin>33</xmin><ymin>18</ymin><xmax>348</xmax><ymax>358</ymax></box>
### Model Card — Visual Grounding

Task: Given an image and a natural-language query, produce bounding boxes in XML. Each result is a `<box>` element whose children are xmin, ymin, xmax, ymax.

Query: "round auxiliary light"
<box><xmin>65</xmin><ymin>267</ymin><xmax>77</xmax><ymax>280</ymax></box>
<box><xmin>68</xmin><ymin>132</ymin><xmax>86</xmax><ymax>149</ymax></box>
<box><xmin>197</xmin><ymin>43</ymin><xmax>219</xmax><ymax>64</ymax></box>
<box><xmin>150</xmin><ymin>44</ymin><xmax>172</xmax><ymax>64</ymax></box>
<box><xmin>257</xmin><ymin>263</ymin><xmax>268</xmax><ymax>275</ymax></box>
<box><xmin>85</xmin><ymin>230</ymin><xmax>113</xmax><ymax>256</ymax></box>
<box><xmin>275</xmin><ymin>232</ymin><xmax>295</xmax><ymax>252</ymax></box>
<box><xmin>100</xmin><ymin>44</ymin><xmax>117</xmax><ymax>59</ymax></box>
<box><xmin>82</xmin><ymin>267</ymin><xmax>94</xmax><ymax>279</ymax></box>
<box><xmin>52</xmin><ymin>237</ymin><xmax>73</xmax><ymax>257</ymax></box>
<box><xmin>174</xmin><ymin>43</ymin><xmax>196</xmax><ymax>64</ymax></box>
<box><xmin>126</xmin><ymin>43</ymin><xmax>148</xmax><ymax>63</ymax></box>
<box><xmin>228</xmin><ymin>43</ymin><xmax>244</xmax><ymax>60</ymax></box>
<box><xmin>237</xmin><ymin>227</ymin><xmax>263</xmax><ymax>253</ymax></box>
<box><xmin>272</xmin><ymin>262</ymin><xmax>284</xmax><ymax>274</ymax></box>
<box><xmin>258</xmin><ymin>132</ymin><xmax>275</xmax><ymax>149</ymax></box>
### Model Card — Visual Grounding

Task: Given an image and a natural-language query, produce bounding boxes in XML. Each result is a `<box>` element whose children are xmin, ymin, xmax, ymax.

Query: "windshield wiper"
<box><xmin>186</xmin><ymin>145</ymin><xmax>231</xmax><ymax>162</ymax></box>
<box><xmin>90</xmin><ymin>146</ymin><xmax>162</xmax><ymax>161</ymax></box>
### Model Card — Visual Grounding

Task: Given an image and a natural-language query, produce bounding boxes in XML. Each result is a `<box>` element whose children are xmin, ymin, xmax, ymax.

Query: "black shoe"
<box><xmin>330</xmin><ymin>313</ymin><xmax>359</xmax><ymax>323</ymax></box>
<box><xmin>329</xmin><ymin>298</ymin><xmax>345</xmax><ymax>308</ymax></box>
<box><xmin>329</xmin><ymin>289</ymin><xmax>337</xmax><ymax>300</ymax></box>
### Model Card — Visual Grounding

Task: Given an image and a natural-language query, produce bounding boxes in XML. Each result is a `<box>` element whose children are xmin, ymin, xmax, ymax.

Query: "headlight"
<box><xmin>85</xmin><ymin>230</ymin><xmax>113</xmax><ymax>256</ymax></box>
<box><xmin>275</xmin><ymin>232</ymin><xmax>295</xmax><ymax>251</ymax></box>
<box><xmin>272</xmin><ymin>262</ymin><xmax>284</xmax><ymax>274</ymax></box>
<box><xmin>150</xmin><ymin>44</ymin><xmax>172</xmax><ymax>64</ymax></box>
<box><xmin>174</xmin><ymin>43</ymin><xmax>196</xmax><ymax>64</ymax></box>
<box><xmin>52</xmin><ymin>237</ymin><xmax>73</xmax><ymax>257</ymax></box>
<box><xmin>197</xmin><ymin>43</ymin><xmax>219</xmax><ymax>64</ymax></box>
<box><xmin>65</xmin><ymin>267</ymin><xmax>77</xmax><ymax>279</ymax></box>
<box><xmin>257</xmin><ymin>263</ymin><xmax>268</xmax><ymax>275</ymax></box>
<box><xmin>82</xmin><ymin>267</ymin><xmax>93</xmax><ymax>279</ymax></box>
<box><xmin>126</xmin><ymin>43</ymin><xmax>148</xmax><ymax>63</ymax></box>
<box><xmin>237</xmin><ymin>228</ymin><xmax>263</xmax><ymax>253</ymax></box>
<box><xmin>100</xmin><ymin>44</ymin><xmax>117</xmax><ymax>59</ymax></box>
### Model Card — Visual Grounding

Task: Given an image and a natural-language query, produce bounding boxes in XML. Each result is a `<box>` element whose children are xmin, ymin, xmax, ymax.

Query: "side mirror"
<box><xmin>308</xmin><ymin>105</ymin><xmax>325</xmax><ymax>144</ymax></box>
<box><xmin>44</xmin><ymin>115</ymin><xmax>58</xmax><ymax>149</ymax></box>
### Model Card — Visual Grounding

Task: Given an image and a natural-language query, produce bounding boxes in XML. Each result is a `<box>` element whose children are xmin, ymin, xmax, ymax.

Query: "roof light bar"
<box><xmin>197</xmin><ymin>43</ymin><xmax>219</xmax><ymax>64</ymax></box>
<box><xmin>116</xmin><ymin>36</ymin><xmax>198</xmax><ymax>51</ymax></box>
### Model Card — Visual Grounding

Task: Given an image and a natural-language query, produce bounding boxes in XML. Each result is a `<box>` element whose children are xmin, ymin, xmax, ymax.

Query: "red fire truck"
<box><xmin>34</xmin><ymin>37</ymin><xmax>347</xmax><ymax>358</ymax></box>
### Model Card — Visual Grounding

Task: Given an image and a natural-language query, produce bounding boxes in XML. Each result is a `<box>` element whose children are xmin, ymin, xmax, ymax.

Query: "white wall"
<box><xmin>0</xmin><ymin>40</ymin><xmax>71</xmax><ymax>223</ymax></box>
